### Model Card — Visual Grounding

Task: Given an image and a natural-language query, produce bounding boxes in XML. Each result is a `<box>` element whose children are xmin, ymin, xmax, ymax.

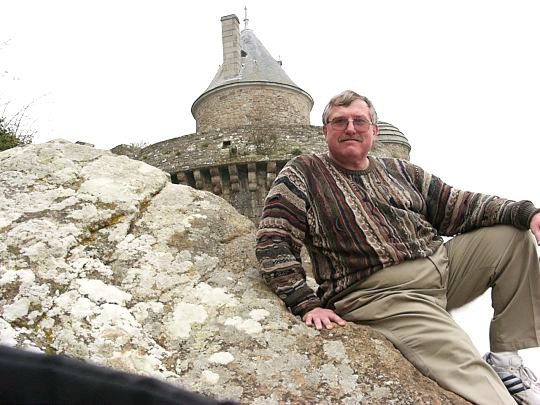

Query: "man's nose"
<box><xmin>345</xmin><ymin>120</ymin><xmax>356</xmax><ymax>132</ymax></box>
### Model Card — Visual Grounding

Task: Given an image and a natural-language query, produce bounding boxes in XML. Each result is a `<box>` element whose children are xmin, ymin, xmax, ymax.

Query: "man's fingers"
<box><xmin>329</xmin><ymin>313</ymin><xmax>346</xmax><ymax>325</ymax></box>
<box><xmin>303</xmin><ymin>308</ymin><xmax>346</xmax><ymax>330</ymax></box>
<box><xmin>321</xmin><ymin>317</ymin><xmax>334</xmax><ymax>329</ymax></box>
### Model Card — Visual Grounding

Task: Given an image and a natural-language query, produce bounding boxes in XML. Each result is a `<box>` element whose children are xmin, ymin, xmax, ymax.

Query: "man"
<box><xmin>256</xmin><ymin>90</ymin><xmax>540</xmax><ymax>404</ymax></box>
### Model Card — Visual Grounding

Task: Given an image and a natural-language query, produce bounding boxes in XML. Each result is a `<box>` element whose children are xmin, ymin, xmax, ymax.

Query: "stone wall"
<box><xmin>376</xmin><ymin>121</ymin><xmax>411</xmax><ymax>160</ymax></box>
<box><xmin>377</xmin><ymin>141</ymin><xmax>410</xmax><ymax>160</ymax></box>
<box><xmin>176</xmin><ymin>160</ymin><xmax>287</xmax><ymax>223</ymax></box>
<box><xmin>110</xmin><ymin>144</ymin><xmax>144</xmax><ymax>160</ymax></box>
<box><xmin>139</xmin><ymin>125</ymin><xmax>326</xmax><ymax>174</ymax></box>
<box><xmin>192</xmin><ymin>84</ymin><xmax>313</xmax><ymax>133</ymax></box>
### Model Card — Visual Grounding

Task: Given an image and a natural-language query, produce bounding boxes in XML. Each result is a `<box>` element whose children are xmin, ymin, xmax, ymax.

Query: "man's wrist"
<box><xmin>295</xmin><ymin>300</ymin><xmax>322</xmax><ymax>318</ymax></box>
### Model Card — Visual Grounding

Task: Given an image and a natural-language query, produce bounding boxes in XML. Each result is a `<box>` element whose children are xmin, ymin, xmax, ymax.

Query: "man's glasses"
<box><xmin>328</xmin><ymin>117</ymin><xmax>372</xmax><ymax>131</ymax></box>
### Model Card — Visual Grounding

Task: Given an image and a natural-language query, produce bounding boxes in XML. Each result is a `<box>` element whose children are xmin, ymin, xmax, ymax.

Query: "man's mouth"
<box><xmin>339</xmin><ymin>137</ymin><xmax>363</xmax><ymax>143</ymax></box>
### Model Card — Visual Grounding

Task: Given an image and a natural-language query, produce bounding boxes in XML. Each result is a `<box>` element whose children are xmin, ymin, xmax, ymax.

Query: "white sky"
<box><xmin>2</xmin><ymin>0</ymin><xmax>539</xmax><ymax>373</ymax></box>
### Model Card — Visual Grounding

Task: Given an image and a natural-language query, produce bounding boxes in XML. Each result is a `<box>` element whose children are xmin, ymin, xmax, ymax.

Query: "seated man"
<box><xmin>256</xmin><ymin>90</ymin><xmax>540</xmax><ymax>404</ymax></box>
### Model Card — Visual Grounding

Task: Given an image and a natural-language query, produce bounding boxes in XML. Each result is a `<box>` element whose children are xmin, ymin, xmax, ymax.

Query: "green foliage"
<box><xmin>0</xmin><ymin>117</ymin><xmax>22</xmax><ymax>151</ymax></box>
<box><xmin>291</xmin><ymin>147</ymin><xmax>302</xmax><ymax>156</ymax></box>
<box><xmin>0</xmin><ymin>107</ymin><xmax>34</xmax><ymax>152</ymax></box>
<box><xmin>128</xmin><ymin>140</ymin><xmax>149</xmax><ymax>149</ymax></box>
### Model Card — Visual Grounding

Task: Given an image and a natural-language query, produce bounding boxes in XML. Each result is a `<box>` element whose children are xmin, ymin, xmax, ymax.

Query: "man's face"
<box><xmin>322</xmin><ymin>99</ymin><xmax>378</xmax><ymax>170</ymax></box>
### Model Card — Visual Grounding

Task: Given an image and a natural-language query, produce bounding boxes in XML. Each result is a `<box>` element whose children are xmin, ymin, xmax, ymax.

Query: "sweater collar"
<box><xmin>323</xmin><ymin>153</ymin><xmax>377</xmax><ymax>176</ymax></box>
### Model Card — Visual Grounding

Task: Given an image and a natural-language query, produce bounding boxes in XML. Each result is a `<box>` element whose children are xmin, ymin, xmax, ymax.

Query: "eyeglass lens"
<box><xmin>330</xmin><ymin>118</ymin><xmax>371</xmax><ymax>130</ymax></box>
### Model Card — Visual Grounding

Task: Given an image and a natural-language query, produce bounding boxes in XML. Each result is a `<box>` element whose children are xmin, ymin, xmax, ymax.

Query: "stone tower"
<box><xmin>133</xmin><ymin>14</ymin><xmax>411</xmax><ymax>223</ymax></box>
<box><xmin>192</xmin><ymin>15</ymin><xmax>313</xmax><ymax>133</ymax></box>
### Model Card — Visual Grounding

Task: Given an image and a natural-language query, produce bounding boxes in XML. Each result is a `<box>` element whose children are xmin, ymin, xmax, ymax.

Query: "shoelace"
<box><xmin>516</xmin><ymin>364</ymin><xmax>538</xmax><ymax>389</ymax></box>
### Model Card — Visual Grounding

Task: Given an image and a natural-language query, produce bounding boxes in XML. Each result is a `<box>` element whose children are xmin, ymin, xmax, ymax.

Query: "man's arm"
<box><xmin>256</xmin><ymin>164</ymin><xmax>322</xmax><ymax>317</ymax></box>
<box><xmin>256</xmin><ymin>161</ymin><xmax>346</xmax><ymax>330</ymax></box>
<box><xmin>410</xmin><ymin>163</ymin><xmax>538</xmax><ymax>236</ymax></box>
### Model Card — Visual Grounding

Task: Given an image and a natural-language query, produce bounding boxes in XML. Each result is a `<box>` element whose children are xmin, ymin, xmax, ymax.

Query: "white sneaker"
<box><xmin>484</xmin><ymin>352</ymin><xmax>540</xmax><ymax>405</ymax></box>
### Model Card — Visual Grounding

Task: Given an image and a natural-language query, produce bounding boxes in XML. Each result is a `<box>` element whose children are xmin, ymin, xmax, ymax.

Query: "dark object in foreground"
<box><xmin>0</xmin><ymin>345</ymin><xmax>237</xmax><ymax>405</ymax></box>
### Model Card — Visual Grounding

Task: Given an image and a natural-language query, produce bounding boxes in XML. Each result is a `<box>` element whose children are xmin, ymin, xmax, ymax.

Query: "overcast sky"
<box><xmin>2</xmin><ymin>0</ymin><xmax>539</xmax><ymax>371</ymax></box>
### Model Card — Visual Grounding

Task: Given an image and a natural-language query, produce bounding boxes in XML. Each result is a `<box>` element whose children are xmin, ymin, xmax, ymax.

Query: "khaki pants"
<box><xmin>333</xmin><ymin>225</ymin><xmax>540</xmax><ymax>405</ymax></box>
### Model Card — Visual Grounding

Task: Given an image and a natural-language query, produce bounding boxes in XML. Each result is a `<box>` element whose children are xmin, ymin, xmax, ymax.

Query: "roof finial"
<box><xmin>244</xmin><ymin>6</ymin><xmax>249</xmax><ymax>30</ymax></box>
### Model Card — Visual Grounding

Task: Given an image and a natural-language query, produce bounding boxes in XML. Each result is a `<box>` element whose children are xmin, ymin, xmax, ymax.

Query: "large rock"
<box><xmin>0</xmin><ymin>140</ymin><xmax>467</xmax><ymax>404</ymax></box>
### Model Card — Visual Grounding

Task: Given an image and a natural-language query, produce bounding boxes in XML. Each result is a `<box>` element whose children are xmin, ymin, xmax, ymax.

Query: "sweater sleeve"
<box><xmin>412</xmin><ymin>164</ymin><xmax>537</xmax><ymax>236</ymax></box>
<box><xmin>255</xmin><ymin>162</ymin><xmax>321</xmax><ymax>316</ymax></box>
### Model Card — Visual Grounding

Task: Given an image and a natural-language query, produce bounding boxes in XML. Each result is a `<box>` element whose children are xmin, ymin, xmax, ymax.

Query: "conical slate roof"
<box><xmin>377</xmin><ymin>121</ymin><xmax>411</xmax><ymax>149</ymax></box>
<box><xmin>205</xmin><ymin>29</ymin><xmax>303</xmax><ymax>93</ymax></box>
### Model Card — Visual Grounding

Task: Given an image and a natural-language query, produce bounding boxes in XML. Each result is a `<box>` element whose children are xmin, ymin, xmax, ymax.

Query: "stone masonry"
<box><xmin>192</xmin><ymin>85</ymin><xmax>312</xmax><ymax>133</ymax></box>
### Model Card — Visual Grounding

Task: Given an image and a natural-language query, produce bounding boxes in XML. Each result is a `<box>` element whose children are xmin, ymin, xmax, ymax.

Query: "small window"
<box><xmin>222</xmin><ymin>140</ymin><xmax>231</xmax><ymax>148</ymax></box>
<box><xmin>241</xmin><ymin>50</ymin><xmax>247</xmax><ymax>57</ymax></box>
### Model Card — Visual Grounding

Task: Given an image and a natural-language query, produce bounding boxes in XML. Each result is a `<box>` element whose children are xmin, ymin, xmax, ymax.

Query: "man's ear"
<box><xmin>372</xmin><ymin>123</ymin><xmax>379</xmax><ymax>140</ymax></box>
<box><xmin>322</xmin><ymin>125</ymin><xmax>328</xmax><ymax>139</ymax></box>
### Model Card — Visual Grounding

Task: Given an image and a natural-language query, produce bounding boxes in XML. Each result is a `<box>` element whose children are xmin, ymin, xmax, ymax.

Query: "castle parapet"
<box><xmin>174</xmin><ymin>160</ymin><xmax>286</xmax><ymax>224</ymax></box>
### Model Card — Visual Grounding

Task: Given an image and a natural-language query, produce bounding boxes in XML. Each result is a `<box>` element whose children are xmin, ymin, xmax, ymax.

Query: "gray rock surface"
<box><xmin>0</xmin><ymin>140</ymin><xmax>467</xmax><ymax>404</ymax></box>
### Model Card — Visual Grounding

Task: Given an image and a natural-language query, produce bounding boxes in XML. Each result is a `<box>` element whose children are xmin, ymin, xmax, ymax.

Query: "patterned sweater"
<box><xmin>255</xmin><ymin>154</ymin><xmax>537</xmax><ymax>316</ymax></box>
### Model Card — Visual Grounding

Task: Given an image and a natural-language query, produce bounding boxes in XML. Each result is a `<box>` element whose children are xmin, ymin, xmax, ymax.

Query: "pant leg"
<box><xmin>333</xmin><ymin>249</ymin><xmax>515</xmax><ymax>405</ymax></box>
<box><xmin>445</xmin><ymin>225</ymin><xmax>540</xmax><ymax>351</ymax></box>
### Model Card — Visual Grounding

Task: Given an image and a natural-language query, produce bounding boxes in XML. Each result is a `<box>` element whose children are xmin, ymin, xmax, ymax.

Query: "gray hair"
<box><xmin>322</xmin><ymin>90</ymin><xmax>378</xmax><ymax>125</ymax></box>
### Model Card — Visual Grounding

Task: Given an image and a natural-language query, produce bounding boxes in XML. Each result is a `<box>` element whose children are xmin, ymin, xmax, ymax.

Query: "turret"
<box><xmin>191</xmin><ymin>14</ymin><xmax>313</xmax><ymax>133</ymax></box>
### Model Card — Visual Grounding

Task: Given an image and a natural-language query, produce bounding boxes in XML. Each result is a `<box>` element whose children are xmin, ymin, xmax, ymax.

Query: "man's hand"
<box><xmin>302</xmin><ymin>307</ymin><xmax>346</xmax><ymax>330</ymax></box>
<box><xmin>530</xmin><ymin>212</ymin><xmax>540</xmax><ymax>245</ymax></box>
